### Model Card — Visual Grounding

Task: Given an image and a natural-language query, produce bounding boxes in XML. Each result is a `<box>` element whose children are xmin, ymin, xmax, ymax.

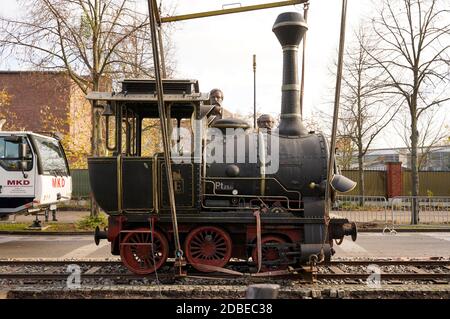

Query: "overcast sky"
<box><xmin>162</xmin><ymin>0</ymin><xmax>373</xmax><ymax>122</ymax></box>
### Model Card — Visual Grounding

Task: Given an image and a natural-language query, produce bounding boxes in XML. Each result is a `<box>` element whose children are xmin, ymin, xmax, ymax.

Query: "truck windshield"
<box><xmin>32</xmin><ymin>136</ymin><xmax>69</xmax><ymax>176</ymax></box>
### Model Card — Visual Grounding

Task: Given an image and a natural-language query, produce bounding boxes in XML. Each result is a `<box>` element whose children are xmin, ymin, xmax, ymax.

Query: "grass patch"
<box><xmin>0</xmin><ymin>213</ymin><xmax>108</xmax><ymax>232</ymax></box>
<box><xmin>0</xmin><ymin>222</ymin><xmax>82</xmax><ymax>232</ymax></box>
<box><xmin>336</xmin><ymin>201</ymin><xmax>386</xmax><ymax>211</ymax></box>
<box><xmin>76</xmin><ymin>213</ymin><xmax>108</xmax><ymax>230</ymax></box>
<box><xmin>48</xmin><ymin>223</ymin><xmax>80</xmax><ymax>232</ymax></box>
<box><xmin>0</xmin><ymin>223</ymin><xmax>31</xmax><ymax>231</ymax></box>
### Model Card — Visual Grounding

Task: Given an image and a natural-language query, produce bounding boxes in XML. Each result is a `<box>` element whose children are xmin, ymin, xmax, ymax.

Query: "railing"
<box><xmin>389</xmin><ymin>196</ymin><xmax>450</xmax><ymax>227</ymax></box>
<box><xmin>331</xmin><ymin>195</ymin><xmax>389</xmax><ymax>225</ymax></box>
<box><xmin>332</xmin><ymin>195</ymin><xmax>450</xmax><ymax>234</ymax></box>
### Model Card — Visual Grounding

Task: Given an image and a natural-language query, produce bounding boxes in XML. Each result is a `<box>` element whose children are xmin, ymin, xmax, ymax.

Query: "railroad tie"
<box><xmin>84</xmin><ymin>266</ymin><xmax>102</xmax><ymax>275</ymax></box>
<box><xmin>328</xmin><ymin>266</ymin><xmax>345</xmax><ymax>274</ymax></box>
<box><xmin>407</xmin><ymin>266</ymin><xmax>429</xmax><ymax>275</ymax></box>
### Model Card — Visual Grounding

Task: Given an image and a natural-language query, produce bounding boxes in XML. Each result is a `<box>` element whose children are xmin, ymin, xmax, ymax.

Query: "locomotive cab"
<box><xmin>87</xmin><ymin>79</ymin><xmax>205</xmax><ymax>215</ymax></box>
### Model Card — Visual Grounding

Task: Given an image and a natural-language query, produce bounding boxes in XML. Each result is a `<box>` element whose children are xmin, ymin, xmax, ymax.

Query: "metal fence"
<box><xmin>331</xmin><ymin>195</ymin><xmax>389</xmax><ymax>225</ymax></box>
<box><xmin>389</xmin><ymin>196</ymin><xmax>450</xmax><ymax>226</ymax></box>
<box><xmin>71</xmin><ymin>169</ymin><xmax>91</xmax><ymax>199</ymax></box>
<box><xmin>402</xmin><ymin>171</ymin><xmax>450</xmax><ymax>196</ymax></box>
<box><xmin>340</xmin><ymin>170</ymin><xmax>386</xmax><ymax>196</ymax></box>
<box><xmin>341</xmin><ymin>170</ymin><xmax>450</xmax><ymax>197</ymax></box>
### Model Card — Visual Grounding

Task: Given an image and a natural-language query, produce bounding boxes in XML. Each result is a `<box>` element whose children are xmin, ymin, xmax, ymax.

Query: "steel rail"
<box><xmin>1</xmin><ymin>259</ymin><xmax>449</xmax><ymax>266</ymax></box>
<box><xmin>1</xmin><ymin>271</ymin><xmax>449</xmax><ymax>282</ymax></box>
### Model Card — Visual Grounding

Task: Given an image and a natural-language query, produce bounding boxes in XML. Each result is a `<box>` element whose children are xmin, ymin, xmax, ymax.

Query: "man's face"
<box><xmin>258</xmin><ymin>118</ymin><xmax>274</xmax><ymax>129</ymax></box>
<box><xmin>210</xmin><ymin>91</ymin><xmax>223</xmax><ymax>106</ymax></box>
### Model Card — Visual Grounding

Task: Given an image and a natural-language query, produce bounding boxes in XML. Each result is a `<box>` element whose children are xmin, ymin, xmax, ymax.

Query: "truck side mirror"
<box><xmin>19</xmin><ymin>142</ymin><xmax>29</xmax><ymax>159</ymax></box>
<box><xmin>19</xmin><ymin>140</ymin><xmax>30</xmax><ymax>178</ymax></box>
<box><xmin>20</xmin><ymin>160</ymin><xmax>28</xmax><ymax>171</ymax></box>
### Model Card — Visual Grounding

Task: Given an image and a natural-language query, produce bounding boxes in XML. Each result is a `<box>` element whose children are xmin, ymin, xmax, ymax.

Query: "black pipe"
<box><xmin>273</xmin><ymin>12</ymin><xmax>308</xmax><ymax>136</ymax></box>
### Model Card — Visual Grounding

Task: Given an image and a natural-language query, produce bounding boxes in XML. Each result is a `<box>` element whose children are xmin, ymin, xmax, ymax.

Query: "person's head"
<box><xmin>257</xmin><ymin>114</ymin><xmax>275</xmax><ymax>130</ymax></box>
<box><xmin>209</xmin><ymin>89</ymin><xmax>224</xmax><ymax>106</ymax></box>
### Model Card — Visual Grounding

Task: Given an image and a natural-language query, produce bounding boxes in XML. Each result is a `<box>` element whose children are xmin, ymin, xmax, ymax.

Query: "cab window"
<box><xmin>0</xmin><ymin>137</ymin><xmax>33</xmax><ymax>171</ymax></box>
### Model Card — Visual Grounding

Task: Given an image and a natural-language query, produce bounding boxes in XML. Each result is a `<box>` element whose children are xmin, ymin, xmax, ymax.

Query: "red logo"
<box><xmin>52</xmin><ymin>177</ymin><xmax>66</xmax><ymax>188</ymax></box>
<box><xmin>7</xmin><ymin>180</ymin><xmax>31</xmax><ymax>186</ymax></box>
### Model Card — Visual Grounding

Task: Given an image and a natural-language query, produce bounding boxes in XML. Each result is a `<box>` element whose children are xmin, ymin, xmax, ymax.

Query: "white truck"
<box><xmin>0</xmin><ymin>131</ymin><xmax>72</xmax><ymax>223</ymax></box>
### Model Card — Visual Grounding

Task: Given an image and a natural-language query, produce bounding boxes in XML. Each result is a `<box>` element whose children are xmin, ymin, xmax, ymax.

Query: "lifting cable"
<box><xmin>321</xmin><ymin>0</ymin><xmax>348</xmax><ymax>263</ymax></box>
<box><xmin>156</xmin><ymin>0</ymin><xmax>167</xmax><ymax>78</ymax></box>
<box><xmin>253</xmin><ymin>209</ymin><xmax>262</xmax><ymax>273</ymax></box>
<box><xmin>147</xmin><ymin>0</ymin><xmax>184</xmax><ymax>272</ymax></box>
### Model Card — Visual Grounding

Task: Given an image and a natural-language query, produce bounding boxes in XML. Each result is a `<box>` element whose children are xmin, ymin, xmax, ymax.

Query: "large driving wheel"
<box><xmin>252</xmin><ymin>235</ymin><xmax>290</xmax><ymax>272</ymax></box>
<box><xmin>120</xmin><ymin>228</ymin><xmax>169</xmax><ymax>275</ymax></box>
<box><xmin>185</xmin><ymin>226</ymin><xmax>232</xmax><ymax>272</ymax></box>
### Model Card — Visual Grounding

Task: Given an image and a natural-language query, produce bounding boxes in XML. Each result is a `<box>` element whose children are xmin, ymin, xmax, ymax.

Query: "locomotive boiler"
<box><xmin>87</xmin><ymin>12</ymin><xmax>357</xmax><ymax>275</ymax></box>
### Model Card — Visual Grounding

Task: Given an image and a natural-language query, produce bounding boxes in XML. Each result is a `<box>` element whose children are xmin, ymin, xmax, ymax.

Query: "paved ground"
<box><xmin>333</xmin><ymin>232</ymin><xmax>450</xmax><ymax>258</ymax></box>
<box><xmin>0</xmin><ymin>234</ymin><xmax>114</xmax><ymax>259</ymax></box>
<box><xmin>0</xmin><ymin>232</ymin><xmax>449</xmax><ymax>259</ymax></box>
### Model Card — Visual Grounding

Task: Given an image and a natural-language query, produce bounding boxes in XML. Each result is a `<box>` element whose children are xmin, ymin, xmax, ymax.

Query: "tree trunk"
<box><xmin>410</xmin><ymin>116</ymin><xmax>420</xmax><ymax>224</ymax></box>
<box><xmin>358</xmin><ymin>153</ymin><xmax>365</xmax><ymax>206</ymax></box>
<box><xmin>90</xmin><ymin>98</ymin><xmax>102</xmax><ymax>218</ymax></box>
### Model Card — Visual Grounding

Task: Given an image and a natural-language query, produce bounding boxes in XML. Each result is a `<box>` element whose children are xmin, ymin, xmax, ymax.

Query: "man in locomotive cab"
<box><xmin>257</xmin><ymin>114</ymin><xmax>275</xmax><ymax>132</ymax></box>
<box><xmin>209</xmin><ymin>88</ymin><xmax>224</xmax><ymax>117</ymax></box>
<box><xmin>200</xmin><ymin>88</ymin><xmax>225</xmax><ymax>126</ymax></box>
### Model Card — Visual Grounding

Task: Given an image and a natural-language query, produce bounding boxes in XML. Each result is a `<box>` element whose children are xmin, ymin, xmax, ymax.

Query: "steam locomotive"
<box><xmin>87</xmin><ymin>12</ymin><xmax>357</xmax><ymax>275</ymax></box>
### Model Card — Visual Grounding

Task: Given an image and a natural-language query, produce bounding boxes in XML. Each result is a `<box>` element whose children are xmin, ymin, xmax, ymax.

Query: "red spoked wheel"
<box><xmin>185</xmin><ymin>226</ymin><xmax>233</xmax><ymax>272</ymax></box>
<box><xmin>252</xmin><ymin>235</ymin><xmax>290</xmax><ymax>272</ymax></box>
<box><xmin>120</xmin><ymin>228</ymin><xmax>169</xmax><ymax>275</ymax></box>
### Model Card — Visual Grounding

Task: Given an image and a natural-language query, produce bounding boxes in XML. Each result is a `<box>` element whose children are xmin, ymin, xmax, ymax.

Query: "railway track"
<box><xmin>1</xmin><ymin>259</ymin><xmax>449</xmax><ymax>283</ymax></box>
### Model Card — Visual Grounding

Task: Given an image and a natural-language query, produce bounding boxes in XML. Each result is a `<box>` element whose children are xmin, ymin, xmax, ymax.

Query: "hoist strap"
<box><xmin>147</xmin><ymin>0</ymin><xmax>183</xmax><ymax>266</ymax></box>
<box><xmin>253</xmin><ymin>210</ymin><xmax>262</xmax><ymax>273</ymax></box>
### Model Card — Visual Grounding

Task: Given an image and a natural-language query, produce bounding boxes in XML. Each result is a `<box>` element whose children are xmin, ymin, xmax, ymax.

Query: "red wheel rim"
<box><xmin>252</xmin><ymin>235</ymin><xmax>289</xmax><ymax>272</ymax></box>
<box><xmin>185</xmin><ymin>226</ymin><xmax>232</xmax><ymax>272</ymax></box>
<box><xmin>120</xmin><ymin>228</ymin><xmax>169</xmax><ymax>275</ymax></box>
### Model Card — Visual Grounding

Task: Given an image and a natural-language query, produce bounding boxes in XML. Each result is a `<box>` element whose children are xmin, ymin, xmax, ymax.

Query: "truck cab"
<box><xmin>0</xmin><ymin>131</ymin><xmax>72</xmax><ymax>220</ymax></box>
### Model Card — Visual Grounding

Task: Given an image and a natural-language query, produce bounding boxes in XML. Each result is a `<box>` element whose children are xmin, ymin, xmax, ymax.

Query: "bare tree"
<box><xmin>446</xmin><ymin>126</ymin><xmax>450</xmax><ymax>145</ymax></box>
<box><xmin>335</xmin><ymin>136</ymin><xmax>355</xmax><ymax>170</ymax></box>
<box><xmin>394</xmin><ymin>108</ymin><xmax>447</xmax><ymax>170</ymax></box>
<box><xmin>369</xmin><ymin>0</ymin><xmax>450</xmax><ymax>223</ymax></box>
<box><xmin>1</xmin><ymin>0</ymin><xmax>156</xmax><ymax>152</ymax></box>
<box><xmin>338</xmin><ymin>25</ymin><xmax>399</xmax><ymax>204</ymax></box>
<box><xmin>0</xmin><ymin>0</ymin><xmax>175</xmax><ymax>216</ymax></box>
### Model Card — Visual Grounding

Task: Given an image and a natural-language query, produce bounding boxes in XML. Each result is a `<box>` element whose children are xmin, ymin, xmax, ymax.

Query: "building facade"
<box><xmin>0</xmin><ymin>71</ymin><xmax>92</xmax><ymax>167</ymax></box>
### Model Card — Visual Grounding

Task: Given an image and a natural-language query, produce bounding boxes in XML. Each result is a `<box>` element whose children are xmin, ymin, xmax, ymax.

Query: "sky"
<box><xmin>1</xmin><ymin>0</ymin><xmax>447</xmax><ymax>148</ymax></box>
<box><xmin>160</xmin><ymin>0</ymin><xmax>373</xmax><ymax>121</ymax></box>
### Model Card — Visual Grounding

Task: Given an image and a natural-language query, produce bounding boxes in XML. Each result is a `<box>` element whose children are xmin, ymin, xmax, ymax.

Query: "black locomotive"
<box><xmin>88</xmin><ymin>12</ymin><xmax>357</xmax><ymax>275</ymax></box>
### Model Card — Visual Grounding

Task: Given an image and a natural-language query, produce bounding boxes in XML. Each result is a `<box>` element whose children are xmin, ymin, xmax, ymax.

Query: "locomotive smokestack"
<box><xmin>273</xmin><ymin>12</ymin><xmax>308</xmax><ymax>136</ymax></box>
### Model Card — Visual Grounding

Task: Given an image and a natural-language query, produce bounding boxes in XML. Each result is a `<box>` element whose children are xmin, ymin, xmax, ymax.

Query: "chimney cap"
<box><xmin>273</xmin><ymin>12</ymin><xmax>308</xmax><ymax>47</ymax></box>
